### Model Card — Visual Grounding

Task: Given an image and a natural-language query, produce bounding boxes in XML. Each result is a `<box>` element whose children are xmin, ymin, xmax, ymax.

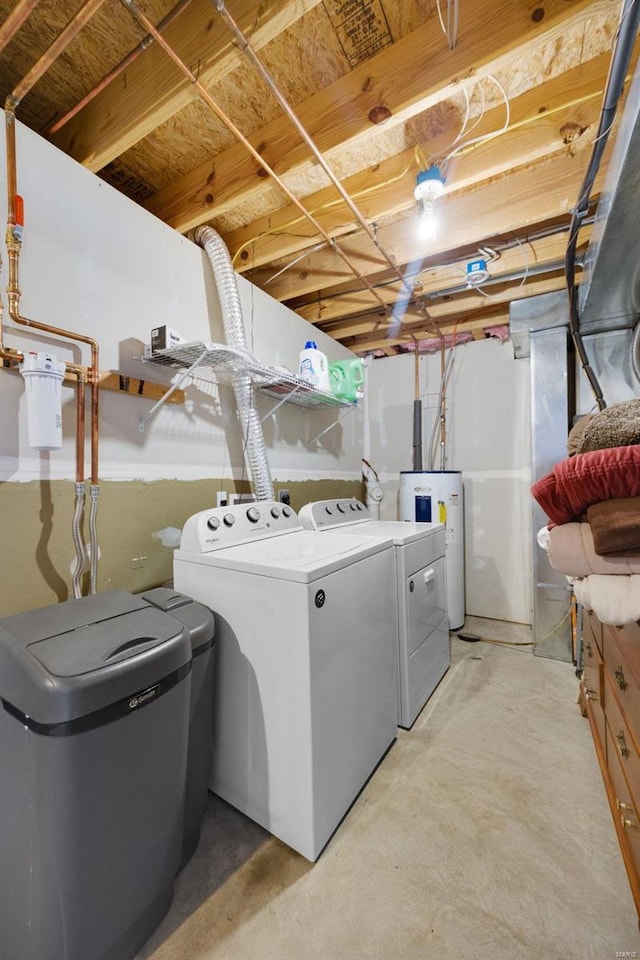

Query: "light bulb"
<box><xmin>417</xmin><ymin>199</ymin><xmax>437</xmax><ymax>241</ymax></box>
<box><xmin>414</xmin><ymin>166</ymin><xmax>445</xmax><ymax>242</ymax></box>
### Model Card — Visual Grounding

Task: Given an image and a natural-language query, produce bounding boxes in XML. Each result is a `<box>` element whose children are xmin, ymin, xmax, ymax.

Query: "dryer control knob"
<box><xmin>337</xmin><ymin>502</ymin><xmax>345</xmax><ymax>512</ymax></box>
<box><xmin>223</xmin><ymin>513</ymin><xmax>236</xmax><ymax>527</ymax></box>
<box><xmin>349</xmin><ymin>502</ymin><xmax>357</xmax><ymax>510</ymax></box>
<box><xmin>270</xmin><ymin>506</ymin><xmax>281</xmax><ymax>519</ymax></box>
<box><xmin>206</xmin><ymin>516</ymin><xmax>220</xmax><ymax>531</ymax></box>
<box><xmin>325</xmin><ymin>505</ymin><xmax>333</xmax><ymax>515</ymax></box>
<box><xmin>282</xmin><ymin>505</ymin><xmax>292</xmax><ymax>517</ymax></box>
<box><xmin>247</xmin><ymin>507</ymin><xmax>260</xmax><ymax>523</ymax></box>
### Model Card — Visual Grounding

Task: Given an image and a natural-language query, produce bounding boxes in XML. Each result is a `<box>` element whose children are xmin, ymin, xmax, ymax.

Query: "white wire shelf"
<box><xmin>140</xmin><ymin>340</ymin><xmax>356</xmax><ymax>410</ymax></box>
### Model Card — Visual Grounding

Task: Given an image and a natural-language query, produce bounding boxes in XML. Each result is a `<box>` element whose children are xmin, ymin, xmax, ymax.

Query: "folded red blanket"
<box><xmin>587</xmin><ymin>498</ymin><xmax>640</xmax><ymax>554</ymax></box>
<box><xmin>531</xmin><ymin>445</ymin><xmax>640</xmax><ymax>526</ymax></box>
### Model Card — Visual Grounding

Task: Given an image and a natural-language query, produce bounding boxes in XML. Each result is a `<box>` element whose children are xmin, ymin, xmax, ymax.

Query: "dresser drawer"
<box><xmin>605</xmin><ymin>671</ymin><xmax>640</xmax><ymax>806</ymax></box>
<box><xmin>584</xmin><ymin>608</ymin><xmax>603</xmax><ymax>659</ymax></box>
<box><xmin>605</xmin><ymin>720</ymin><xmax>640</xmax><ymax>913</ymax></box>
<box><xmin>607</xmin><ymin>622</ymin><xmax>640</xmax><ymax>681</ymax></box>
<box><xmin>603</xmin><ymin>627</ymin><xmax>640</xmax><ymax>749</ymax></box>
<box><xmin>582</xmin><ymin>634</ymin><xmax>605</xmax><ymax>750</ymax></box>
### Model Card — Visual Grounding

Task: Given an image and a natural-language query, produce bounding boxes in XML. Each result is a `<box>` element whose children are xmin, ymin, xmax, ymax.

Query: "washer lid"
<box><xmin>0</xmin><ymin>591</ymin><xmax>191</xmax><ymax>725</ymax></box>
<box><xmin>347</xmin><ymin>520</ymin><xmax>445</xmax><ymax>546</ymax></box>
<box><xmin>176</xmin><ymin>529</ymin><xmax>393</xmax><ymax>582</ymax></box>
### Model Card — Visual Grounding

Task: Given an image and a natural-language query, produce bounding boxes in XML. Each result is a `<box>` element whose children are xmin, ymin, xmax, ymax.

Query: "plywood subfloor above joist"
<box><xmin>0</xmin><ymin>0</ymin><xmax>631</xmax><ymax>356</ymax></box>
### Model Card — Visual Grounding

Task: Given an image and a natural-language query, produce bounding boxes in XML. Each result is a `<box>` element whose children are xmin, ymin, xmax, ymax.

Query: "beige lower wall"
<box><xmin>0</xmin><ymin>478</ymin><xmax>365</xmax><ymax>617</ymax></box>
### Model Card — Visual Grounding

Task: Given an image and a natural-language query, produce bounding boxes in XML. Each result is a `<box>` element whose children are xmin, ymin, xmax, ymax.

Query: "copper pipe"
<box><xmin>0</xmin><ymin>0</ymin><xmax>40</xmax><ymax>55</ymax></box>
<box><xmin>4</xmin><ymin>0</ymin><xmax>102</xmax><ymax>485</ymax></box>
<box><xmin>5</xmin><ymin>242</ymin><xmax>99</xmax><ymax>482</ymax></box>
<box><xmin>5</xmin><ymin>0</ymin><xmax>107</xmax><ymax>112</ymax></box>
<box><xmin>75</xmin><ymin>376</ymin><xmax>86</xmax><ymax>484</ymax></box>
<box><xmin>47</xmin><ymin>0</ymin><xmax>194</xmax><ymax>136</ymax></box>
<box><xmin>213</xmin><ymin>0</ymin><xmax>438</xmax><ymax>336</ymax></box>
<box><xmin>215</xmin><ymin>2</ymin><xmax>409</xmax><ymax>299</ymax></box>
<box><xmin>120</xmin><ymin>0</ymin><xmax>395</xmax><ymax>322</ymax></box>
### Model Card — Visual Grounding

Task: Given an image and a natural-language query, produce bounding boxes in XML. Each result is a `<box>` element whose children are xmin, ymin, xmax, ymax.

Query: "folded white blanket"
<box><xmin>573</xmin><ymin>574</ymin><xmax>640</xmax><ymax>625</ymax></box>
<box><xmin>547</xmin><ymin>523</ymin><xmax>640</xmax><ymax>577</ymax></box>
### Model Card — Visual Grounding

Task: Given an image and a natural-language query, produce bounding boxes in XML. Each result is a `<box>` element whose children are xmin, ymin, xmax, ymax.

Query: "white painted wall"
<box><xmin>367</xmin><ymin>339</ymin><xmax>532</xmax><ymax>624</ymax></box>
<box><xmin>0</xmin><ymin>118</ymin><xmax>533</xmax><ymax>623</ymax></box>
<box><xmin>0</xmin><ymin>118</ymin><xmax>362</xmax><ymax>483</ymax></box>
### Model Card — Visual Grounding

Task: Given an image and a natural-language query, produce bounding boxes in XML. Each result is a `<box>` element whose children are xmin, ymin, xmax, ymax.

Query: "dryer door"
<box><xmin>406</xmin><ymin>556</ymin><xmax>447</xmax><ymax>655</ymax></box>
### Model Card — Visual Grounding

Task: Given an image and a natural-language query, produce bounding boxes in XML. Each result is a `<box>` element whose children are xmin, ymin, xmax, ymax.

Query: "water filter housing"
<box><xmin>400</xmin><ymin>470</ymin><xmax>465</xmax><ymax>630</ymax></box>
<box><xmin>20</xmin><ymin>351</ymin><xmax>65</xmax><ymax>450</ymax></box>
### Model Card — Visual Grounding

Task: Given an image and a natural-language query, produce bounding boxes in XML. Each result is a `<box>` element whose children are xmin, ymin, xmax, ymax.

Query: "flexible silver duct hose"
<box><xmin>89</xmin><ymin>484</ymin><xmax>99</xmax><ymax>595</ymax></box>
<box><xmin>71</xmin><ymin>482</ymin><xmax>87</xmax><ymax>599</ymax></box>
<box><xmin>194</xmin><ymin>225</ymin><xmax>274</xmax><ymax>500</ymax></box>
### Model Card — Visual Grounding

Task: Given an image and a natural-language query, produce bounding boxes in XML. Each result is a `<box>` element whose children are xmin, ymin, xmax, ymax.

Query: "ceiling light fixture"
<box><xmin>466</xmin><ymin>258</ymin><xmax>490</xmax><ymax>286</ymax></box>
<box><xmin>414</xmin><ymin>165</ymin><xmax>446</xmax><ymax>242</ymax></box>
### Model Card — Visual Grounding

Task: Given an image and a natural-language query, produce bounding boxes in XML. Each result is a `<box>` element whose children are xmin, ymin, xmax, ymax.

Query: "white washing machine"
<box><xmin>299</xmin><ymin>498</ymin><xmax>448</xmax><ymax>729</ymax></box>
<box><xmin>173</xmin><ymin>501</ymin><xmax>398</xmax><ymax>862</ymax></box>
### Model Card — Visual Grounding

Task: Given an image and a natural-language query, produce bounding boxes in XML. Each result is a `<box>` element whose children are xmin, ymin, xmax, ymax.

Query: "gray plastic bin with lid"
<box><xmin>0</xmin><ymin>590</ymin><xmax>192</xmax><ymax>960</ymax></box>
<box><xmin>141</xmin><ymin>587</ymin><xmax>215</xmax><ymax>867</ymax></box>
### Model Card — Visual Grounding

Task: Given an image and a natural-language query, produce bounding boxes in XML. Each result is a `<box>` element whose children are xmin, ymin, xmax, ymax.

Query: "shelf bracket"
<box><xmin>138</xmin><ymin>348</ymin><xmax>209</xmax><ymax>432</ymax></box>
<box><xmin>306</xmin><ymin>408</ymin><xmax>354</xmax><ymax>447</ymax></box>
<box><xmin>259</xmin><ymin>381</ymin><xmax>305</xmax><ymax>421</ymax></box>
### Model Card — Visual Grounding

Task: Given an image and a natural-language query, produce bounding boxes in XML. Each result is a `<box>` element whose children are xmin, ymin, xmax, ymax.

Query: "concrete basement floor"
<box><xmin>139</xmin><ymin>618</ymin><xmax>640</xmax><ymax>960</ymax></box>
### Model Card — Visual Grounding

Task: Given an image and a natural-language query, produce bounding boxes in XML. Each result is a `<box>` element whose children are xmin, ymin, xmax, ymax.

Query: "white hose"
<box><xmin>194</xmin><ymin>225</ymin><xmax>275</xmax><ymax>500</ymax></box>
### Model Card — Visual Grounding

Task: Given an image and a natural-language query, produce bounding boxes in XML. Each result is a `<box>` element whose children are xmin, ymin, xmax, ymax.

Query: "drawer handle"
<box><xmin>616</xmin><ymin>730</ymin><xmax>630</xmax><ymax>759</ymax></box>
<box><xmin>621</xmin><ymin>813</ymin><xmax>637</xmax><ymax>829</ymax></box>
<box><xmin>585</xmin><ymin>642</ymin><xmax>593</xmax><ymax>659</ymax></box>
<box><xmin>616</xmin><ymin>798</ymin><xmax>634</xmax><ymax>813</ymax></box>
<box><xmin>584</xmin><ymin>688</ymin><xmax>597</xmax><ymax>701</ymax></box>
<box><xmin>615</xmin><ymin>666</ymin><xmax>628</xmax><ymax>692</ymax></box>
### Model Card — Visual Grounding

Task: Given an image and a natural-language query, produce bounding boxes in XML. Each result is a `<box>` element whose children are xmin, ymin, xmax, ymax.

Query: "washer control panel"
<box><xmin>298</xmin><ymin>498</ymin><xmax>370</xmax><ymax>530</ymax></box>
<box><xmin>180</xmin><ymin>500</ymin><xmax>301</xmax><ymax>553</ymax></box>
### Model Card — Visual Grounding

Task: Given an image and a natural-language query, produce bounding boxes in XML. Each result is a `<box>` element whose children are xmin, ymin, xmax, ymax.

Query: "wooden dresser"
<box><xmin>581</xmin><ymin>609</ymin><xmax>640</xmax><ymax>915</ymax></box>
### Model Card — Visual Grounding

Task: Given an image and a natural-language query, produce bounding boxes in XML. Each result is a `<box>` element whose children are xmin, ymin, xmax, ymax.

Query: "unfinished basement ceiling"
<box><xmin>0</xmin><ymin>0</ymin><xmax>635</xmax><ymax>356</ymax></box>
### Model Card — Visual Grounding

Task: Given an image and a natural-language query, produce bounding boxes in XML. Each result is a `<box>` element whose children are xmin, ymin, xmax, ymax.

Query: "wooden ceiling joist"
<box><xmin>328</xmin><ymin>273</ymin><xmax>571</xmax><ymax>344</ymax></box>
<box><xmin>143</xmin><ymin>0</ymin><xmax>607</xmax><ymax>233</ymax></box>
<box><xmin>246</xmin><ymin>147</ymin><xmax>602</xmax><ymax>305</ymax></box>
<box><xmin>50</xmin><ymin>0</ymin><xmax>322</xmax><ymax>171</ymax></box>
<box><xmin>226</xmin><ymin>53</ymin><xmax>609</xmax><ymax>273</ymax></box>
<box><xmin>297</xmin><ymin>228</ymin><xmax>592</xmax><ymax>325</ymax></box>
<box><xmin>344</xmin><ymin>305</ymin><xmax>514</xmax><ymax>353</ymax></box>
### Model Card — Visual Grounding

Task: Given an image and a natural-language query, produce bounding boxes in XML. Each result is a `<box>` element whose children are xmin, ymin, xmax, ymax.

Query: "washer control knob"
<box><xmin>247</xmin><ymin>507</ymin><xmax>260</xmax><ymax>523</ymax></box>
<box><xmin>282</xmin><ymin>505</ymin><xmax>292</xmax><ymax>517</ymax></box>
<box><xmin>270</xmin><ymin>506</ymin><xmax>281</xmax><ymax>519</ymax></box>
<box><xmin>206</xmin><ymin>516</ymin><xmax>220</xmax><ymax>531</ymax></box>
<box><xmin>223</xmin><ymin>513</ymin><xmax>236</xmax><ymax>527</ymax></box>
<box><xmin>350</xmin><ymin>502</ymin><xmax>357</xmax><ymax>510</ymax></box>
<box><xmin>356</xmin><ymin>502</ymin><xmax>363</xmax><ymax>510</ymax></box>
<box><xmin>325</xmin><ymin>505</ymin><xmax>333</xmax><ymax>515</ymax></box>
<box><xmin>337</xmin><ymin>502</ymin><xmax>345</xmax><ymax>513</ymax></box>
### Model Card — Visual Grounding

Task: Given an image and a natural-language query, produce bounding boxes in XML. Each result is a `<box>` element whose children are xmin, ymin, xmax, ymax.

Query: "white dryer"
<box><xmin>173</xmin><ymin>501</ymin><xmax>398</xmax><ymax>862</ymax></box>
<box><xmin>299</xmin><ymin>498</ymin><xmax>448</xmax><ymax>729</ymax></box>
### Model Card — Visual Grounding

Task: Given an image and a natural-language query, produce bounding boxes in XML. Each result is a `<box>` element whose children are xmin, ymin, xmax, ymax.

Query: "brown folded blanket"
<box><xmin>587</xmin><ymin>498</ymin><xmax>640</xmax><ymax>554</ymax></box>
<box><xmin>578</xmin><ymin>398</ymin><xmax>640</xmax><ymax>453</ymax></box>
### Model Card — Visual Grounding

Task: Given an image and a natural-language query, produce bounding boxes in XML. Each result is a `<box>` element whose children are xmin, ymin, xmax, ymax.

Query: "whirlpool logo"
<box><xmin>128</xmin><ymin>685</ymin><xmax>159</xmax><ymax>710</ymax></box>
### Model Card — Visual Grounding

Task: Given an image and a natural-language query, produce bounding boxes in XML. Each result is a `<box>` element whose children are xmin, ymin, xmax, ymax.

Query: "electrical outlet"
<box><xmin>216</xmin><ymin>491</ymin><xmax>228</xmax><ymax>507</ymax></box>
<box><xmin>279</xmin><ymin>489</ymin><xmax>290</xmax><ymax>505</ymax></box>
